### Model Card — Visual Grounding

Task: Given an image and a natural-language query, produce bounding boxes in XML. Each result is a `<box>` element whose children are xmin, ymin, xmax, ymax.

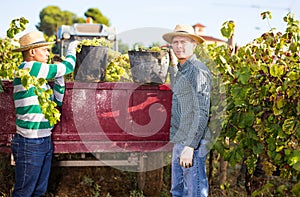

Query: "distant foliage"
<box><xmin>37</xmin><ymin>6</ymin><xmax>79</xmax><ymax>36</ymax></box>
<box><xmin>84</xmin><ymin>8</ymin><xmax>110</xmax><ymax>26</ymax></box>
<box><xmin>37</xmin><ymin>6</ymin><xmax>110</xmax><ymax>37</ymax></box>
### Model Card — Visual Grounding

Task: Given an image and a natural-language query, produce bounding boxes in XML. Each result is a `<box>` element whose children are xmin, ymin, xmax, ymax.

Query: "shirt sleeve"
<box><xmin>169</xmin><ymin>65</ymin><xmax>178</xmax><ymax>89</ymax></box>
<box><xmin>23</xmin><ymin>54</ymin><xmax>76</xmax><ymax>80</ymax></box>
<box><xmin>52</xmin><ymin>76</ymin><xmax>65</xmax><ymax>106</ymax></box>
<box><xmin>189</xmin><ymin>69</ymin><xmax>211</xmax><ymax>148</ymax></box>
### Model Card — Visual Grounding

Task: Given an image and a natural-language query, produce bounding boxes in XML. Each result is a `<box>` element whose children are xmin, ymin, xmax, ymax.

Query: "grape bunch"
<box><xmin>132</xmin><ymin>45</ymin><xmax>162</xmax><ymax>52</ymax></box>
<box><xmin>106</xmin><ymin>51</ymin><xmax>131</xmax><ymax>82</ymax></box>
<box><xmin>76</xmin><ymin>37</ymin><xmax>112</xmax><ymax>53</ymax></box>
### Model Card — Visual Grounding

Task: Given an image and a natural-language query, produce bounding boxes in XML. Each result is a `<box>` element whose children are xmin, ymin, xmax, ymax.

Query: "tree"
<box><xmin>84</xmin><ymin>8</ymin><xmax>110</xmax><ymax>26</ymax></box>
<box><xmin>37</xmin><ymin>6</ymin><xmax>110</xmax><ymax>37</ymax></box>
<box><xmin>37</xmin><ymin>6</ymin><xmax>85</xmax><ymax>36</ymax></box>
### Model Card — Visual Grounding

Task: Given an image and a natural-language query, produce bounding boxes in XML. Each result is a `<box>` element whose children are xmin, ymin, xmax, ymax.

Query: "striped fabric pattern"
<box><xmin>53</xmin><ymin>76</ymin><xmax>65</xmax><ymax>106</ymax></box>
<box><xmin>13</xmin><ymin>55</ymin><xmax>76</xmax><ymax>138</ymax></box>
<box><xmin>169</xmin><ymin>55</ymin><xmax>212</xmax><ymax>149</ymax></box>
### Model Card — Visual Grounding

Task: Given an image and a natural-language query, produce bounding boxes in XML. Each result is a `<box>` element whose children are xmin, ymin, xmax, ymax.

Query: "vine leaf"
<box><xmin>220</xmin><ymin>20</ymin><xmax>235</xmax><ymax>39</ymax></box>
<box><xmin>270</xmin><ymin>64</ymin><xmax>284</xmax><ymax>77</ymax></box>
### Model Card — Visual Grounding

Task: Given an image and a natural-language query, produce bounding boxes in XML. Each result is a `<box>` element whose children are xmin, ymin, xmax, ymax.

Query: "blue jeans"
<box><xmin>11</xmin><ymin>133</ymin><xmax>53</xmax><ymax>197</ymax></box>
<box><xmin>170</xmin><ymin>143</ymin><xmax>208</xmax><ymax>197</ymax></box>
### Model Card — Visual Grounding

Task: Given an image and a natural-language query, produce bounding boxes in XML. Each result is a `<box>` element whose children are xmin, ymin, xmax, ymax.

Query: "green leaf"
<box><xmin>293</xmin><ymin>162</ymin><xmax>300</xmax><ymax>171</ymax></box>
<box><xmin>274</xmin><ymin>153</ymin><xmax>282</xmax><ymax>162</ymax></box>
<box><xmin>21</xmin><ymin>75</ymin><xmax>31</xmax><ymax>89</ymax></box>
<box><xmin>220</xmin><ymin>21</ymin><xmax>235</xmax><ymax>39</ymax></box>
<box><xmin>246</xmin><ymin>128</ymin><xmax>259</xmax><ymax>140</ymax></box>
<box><xmin>273</xmin><ymin>104</ymin><xmax>283</xmax><ymax>116</ymax></box>
<box><xmin>275</xmin><ymin>95</ymin><xmax>285</xmax><ymax>109</ymax></box>
<box><xmin>261</xmin><ymin>11</ymin><xmax>272</xmax><ymax>20</ymax></box>
<box><xmin>231</xmin><ymin>84</ymin><xmax>249</xmax><ymax>106</ymax></box>
<box><xmin>270</xmin><ymin>64</ymin><xmax>284</xmax><ymax>77</ymax></box>
<box><xmin>282</xmin><ymin>117</ymin><xmax>295</xmax><ymax>135</ymax></box>
<box><xmin>287</xmin><ymin>71</ymin><xmax>299</xmax><ymax>80</ymax></box>
<box><xmin>37</xmin><ymin>78</ymin><xmax>46</xmax><ymax>86</ymax></box>
<box><xmin>237</xmin><ymin>66</ymin><xmax>251</xmax><ymax>84</ymax></box>
<box><xmin>288</xmin><ymin>150</ymin><xmax>300</xmax><ymax>166</ymax></box>
<box><xmin>253</xmin><ymin>142</ymin><xmax>263</xmax><ymax>154</ymax></box>
<box><xmin>238</xmin><ymin>111</ymin><xmax>255</xmax><ymax>128</ymax></box>
<box><xmin>292</xmin><ymin>181</ymin><xmax>300</xmax><ymax>196</ymax></box>
<box><xmin>285</xmin><ymin>149</ymin><xmax>291</xmax><ymax>156</ymax></box>
<box><xmin>6</xmin><ymin>29</ymin><xmax>14</xmax><ymax>39</ymax></box>
<box><xmin>266</xmin><ymin>137</ymin><xmax>276</xmax><ymax>151</ymax></box>
<box><xmin>277</xmin><ymin>129</ymin><xmax>286</xmax><ymax>138</ymax></box>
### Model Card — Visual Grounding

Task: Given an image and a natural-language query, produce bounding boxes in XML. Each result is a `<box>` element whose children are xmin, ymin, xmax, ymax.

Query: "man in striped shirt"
<box><xmin>163</xmin><ymin>25</ymin><xmax>212</xmax><ymax>197</ymax></box>
<box><xmin>11</xmin><ymin>31</ymin><xmax>78</xmax><ymax>197</ymax></box>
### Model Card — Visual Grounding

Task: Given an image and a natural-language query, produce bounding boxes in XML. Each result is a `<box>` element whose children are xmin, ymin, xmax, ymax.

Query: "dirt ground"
<box><xmin>0</xmin><ymin>153</ymin><xmax>171</xmax><ymax>197</ymax></box>
<box><xmin>1</xmin><ymin>152</ymin><xmax>297</xmax><ymax>197</ymax></box>
<box><xmin>0</xmin><ymin>152</ymin><xmax>246</xmax><ymax>197</ymax></box>
<box><xmin>46</xmin><ymin>165</ymin><xmax>171</xmax><ymax>197</ymax></box>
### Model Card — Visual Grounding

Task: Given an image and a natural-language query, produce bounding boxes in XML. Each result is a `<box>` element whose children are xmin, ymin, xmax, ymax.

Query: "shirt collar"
<box><xmin>177</xmin><ymin>54</ymin><xmax>197</xmax><ymax>71</ymax></box>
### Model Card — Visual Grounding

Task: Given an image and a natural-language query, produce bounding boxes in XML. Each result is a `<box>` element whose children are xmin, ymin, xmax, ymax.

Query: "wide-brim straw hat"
<box><xmin>162</xmin><ymin>24</ymin><xmax>205</xmax><ymax>44</ymax></box>
<box><xmin>12</xmin><ymin>31</ymin><xmax>55</xmax><ymax>52</ymax></box>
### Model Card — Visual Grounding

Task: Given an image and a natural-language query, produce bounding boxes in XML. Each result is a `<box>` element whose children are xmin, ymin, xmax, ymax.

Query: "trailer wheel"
<box><xmin>137</xmin><ymin>152</ymin><xmax>164</xmax><ymax>196</ymax></box>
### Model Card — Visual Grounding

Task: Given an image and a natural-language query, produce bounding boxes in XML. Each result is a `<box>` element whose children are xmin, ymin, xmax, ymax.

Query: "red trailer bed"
<box><xmin>0</xmin><ymin>81</ymin><xmax>172</xmax><ymax>154</ymax></box>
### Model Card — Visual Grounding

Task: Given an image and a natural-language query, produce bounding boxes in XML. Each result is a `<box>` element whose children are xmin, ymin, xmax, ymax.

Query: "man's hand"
<box><xmin>180</xmin><ymin>146</ymin><xmax>194</xmax><ymax>168</ymax></box>
<box><xmin>169</xmin><ymin>48</ymin><xmax>178</xmax><ymax>66</ymax></box>
<box><xmin>66</xmin><ymin>40</ymin><xmax>79</xmax><ymax>56</ymax></box>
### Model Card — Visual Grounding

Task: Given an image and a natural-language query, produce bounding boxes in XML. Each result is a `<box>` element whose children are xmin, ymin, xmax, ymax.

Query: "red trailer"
<box><xmin>0</xmin><ymin>80</ymin><xmax>173</xmax><ymax>194</ymax></box>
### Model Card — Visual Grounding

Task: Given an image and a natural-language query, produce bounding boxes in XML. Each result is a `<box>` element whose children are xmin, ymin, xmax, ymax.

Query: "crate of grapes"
<box><xmin>74</xmin><ymin>38</ymin><xmax>110</xmax><ymax>82</ymax></box>
<box><xmin>128</xmin><ymin>48</ymin><xmax>170</xmax><ymax>84</ymax></box>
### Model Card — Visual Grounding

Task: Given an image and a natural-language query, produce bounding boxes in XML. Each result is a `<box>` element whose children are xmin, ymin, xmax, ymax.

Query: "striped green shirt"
<box><xmin>13</xmin><ymin>54</ymin><xmax>76</xmax><ymax>138</ymax></box>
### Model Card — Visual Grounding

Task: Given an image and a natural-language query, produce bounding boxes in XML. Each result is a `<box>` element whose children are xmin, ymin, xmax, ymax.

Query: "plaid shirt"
<box><xmin>169</xmin><ymin>54</ymin><xmax>211</xmax><ymax>149</ymax></box>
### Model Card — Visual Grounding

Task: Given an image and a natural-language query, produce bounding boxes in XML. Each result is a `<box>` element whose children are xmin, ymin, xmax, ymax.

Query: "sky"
<box><xmin>1</xmin><ymin>0</ymin><xmax>299</xmax><ymax>47</ymax></box>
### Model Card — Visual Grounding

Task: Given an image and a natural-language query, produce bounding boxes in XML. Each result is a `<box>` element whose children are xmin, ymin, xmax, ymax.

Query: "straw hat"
<box><xmin>13</xmin><ymin>31</ymin><xmax>55</xmax><ymax>52</ymax></box>
<box><xmin>162</xmin><ymin>24</ymin><xmax>205</xmax><ymax>44</ymax></box>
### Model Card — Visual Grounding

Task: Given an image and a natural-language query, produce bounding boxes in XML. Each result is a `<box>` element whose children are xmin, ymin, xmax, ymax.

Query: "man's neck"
<box><xmin>178</xmin><ymin>54</ymin><xmax>193</xmax><ymax>65</ymax></box>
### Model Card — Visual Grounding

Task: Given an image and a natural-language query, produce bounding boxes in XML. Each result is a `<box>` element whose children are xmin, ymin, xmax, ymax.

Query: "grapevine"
<box><xmin>0</xmin><ymin>17</ymin><xmax>61</xmax><ymax>125</ymax></box>
<box><xmin>202</xmin><ymin>12</ymin><xmax>300</xmax><ymax>195</ymax></box>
